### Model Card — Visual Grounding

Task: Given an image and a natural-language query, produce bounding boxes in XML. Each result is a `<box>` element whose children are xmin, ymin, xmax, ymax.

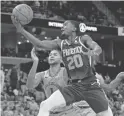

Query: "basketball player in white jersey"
<box><xmin>27</xmin><ymin>48</ymin><xmax>68</xmax><ymax>98</ymax></box>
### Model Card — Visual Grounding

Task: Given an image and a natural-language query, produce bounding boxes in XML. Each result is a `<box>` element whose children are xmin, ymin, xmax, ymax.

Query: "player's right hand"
<box><xmin>11</xmin><ymin>15</ymin><xmax>24</xmax><ymax>33</ymax></box>
<box><xmin>31</xmin><ymin>48</ymin><xmax>39</xmax><ymax>61</ymax></box>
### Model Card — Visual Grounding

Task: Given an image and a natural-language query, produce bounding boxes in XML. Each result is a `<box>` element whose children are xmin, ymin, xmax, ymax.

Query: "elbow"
<box><xmin>96</xmin><ymin>45</ymin><xmax>102</xmax><ymax>55</ymax></box>
<box><xmin>26</xmin><ymin>80</ymin><xmax>30</xmax><ymax>89</ymax></box>
<box><xmin>26</xmin><ymin>78</ymin><xmax>34</xmax><ymax>89</ymax></box>
<box><xmin>94</xmin><ymin>46</ymin><xmax>102</xmax><ymax>56</ymax></box>
<box><xmin>26</xmin><ymin>82</ymin><xmax>34</xmax><ymax>90</ymax></box>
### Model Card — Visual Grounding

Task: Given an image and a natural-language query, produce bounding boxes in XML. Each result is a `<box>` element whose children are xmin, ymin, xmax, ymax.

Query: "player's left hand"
<box><xmin>31</xmin><ymin>48</ymin><xmax>39</xmax><ymax>61</ymax></box>
<box><xmin>116</xmin><ymin>72</ymin><xmax>124</xmax><ymax>81</ymax></box>
<box><xmin>11</xmin><ymin>15</ymin><xmax>24</xmax><ymax>33</ymax></box>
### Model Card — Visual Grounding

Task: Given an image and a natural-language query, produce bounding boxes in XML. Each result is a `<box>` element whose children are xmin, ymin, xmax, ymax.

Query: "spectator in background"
<box><xmin>7</xmin><ymin>86</ymin><xmax>15</xmax><ymax>97</ymax></box>
<box><xmin>9</xmin><ymin>65</ymin><xmax>20</xmax><ymax>90</ymax></box>
<box><xmin>77</xmin><ymin>12</ymin><xmax>86</xmax><ymax>21</ymax></box>
<box><xmin>18</xmin><ymin>72</ymin><xmax>28</xmax><ymax>95</ymax></box>
<box><xmin>34</xmin><ymin>90</ymin><xmax>46</xmax><ymax>103</ymax></box>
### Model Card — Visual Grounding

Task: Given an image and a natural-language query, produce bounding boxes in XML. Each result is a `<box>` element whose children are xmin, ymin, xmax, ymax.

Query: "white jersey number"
<box><xmin>67</xmin><ymin>54</ymin><xmax>83</xmax><ymax>70</ymax></box>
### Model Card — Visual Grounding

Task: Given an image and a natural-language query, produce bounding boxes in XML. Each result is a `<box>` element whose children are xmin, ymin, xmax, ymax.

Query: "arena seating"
<box><xmin>1</xmin><ymin>1</ymin><xmax>115</xmax><ymax>26</ymax></box>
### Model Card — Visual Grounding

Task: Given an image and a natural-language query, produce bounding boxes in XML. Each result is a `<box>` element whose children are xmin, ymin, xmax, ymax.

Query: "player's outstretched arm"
<box><xmin>11</xmin><ymin>16</ymin><xmax>59</xmax><ymax>50</ymax></box>
<box><xmin>22</xmin><ymin>29</ymin><xmax>60</xmax><ymax>50</ymax></box>
<box><xmin>109</xmin><ymin>72</ymin><xmax>124</xmax><ymax>91</ymax></box>
<box><xmin>100</xmin><ymin>72</ymin><xmax>124</xmax><ymax>93</ymax></box>
<box><xmin>26</xmin><ymin>48</ymin><xmax>39</xmax><ymax>89</ymax></box>
<box><xmin>81</xmin><ymin>35</ymin><xmax>102</xmax><ymax>56</ymax></box>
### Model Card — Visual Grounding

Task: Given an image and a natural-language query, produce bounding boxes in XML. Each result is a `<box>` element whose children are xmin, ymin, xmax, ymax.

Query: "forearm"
<box><xmin>21</xmin><ymin>29</ymin><xmax>59</xmax><ymax>50</ymax></box>
<box><xmin>92</xmin><ymin>45</ymin><xmax>102</xmax><ymax>56</ymax></box>
<box><xmin>21</xmin><ymin>29</ymin><xmax>42</xmax><ymax>48</ymax></box>
<box><xmin>101</xmin><ymin>78</ymin><xmax>121</xmax><ymax>93</ymax></box>
<box><xmin>26</xmin><ymin>60</ymin><xmax>38</xmax><ymax>89</ymax></box>
<box><xmin>100</xmin><ymin>83</ymin><xmax>111</xmax><ymax>93</ymax></box>
<box><xmin>109</xmin><ymin>78</ymin><xmax>121</xmax><ymax>91</ymax></box>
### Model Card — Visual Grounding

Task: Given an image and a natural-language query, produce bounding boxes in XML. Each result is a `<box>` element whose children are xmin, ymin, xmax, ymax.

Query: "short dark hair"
<box><xmin>68</xmin><ymin>20</ymin><xmax>80</xmax><ymax>33</ymax></box>
<box><xmin>49</xmin><ymin>48</ymin><xmax>62</xmax><ymax>56</ymax></box>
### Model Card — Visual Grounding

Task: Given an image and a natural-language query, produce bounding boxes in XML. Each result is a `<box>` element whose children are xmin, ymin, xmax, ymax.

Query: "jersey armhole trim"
<box><xmin>60</xmin><ymin>40</ymin><xmax>64</xmax><ymax>51</ymax></box>
<box><xmin>89</xmin><ymin>56</ymin><xmax>92</xmax><ymax>66</ymax></box>
<box><xmin>43</xmin><ymin>70</ymin><xmax>49</xmax><ymax>79</ymax></box>
<box><xmin>79</xmin><ymin>36</ymin><xmax>92</xmax><ymax>66</ymax></box>
<box><xmin>79</xmin><ymin>36</ymin><xmax>89</xmax><ymax>50</ymax></box>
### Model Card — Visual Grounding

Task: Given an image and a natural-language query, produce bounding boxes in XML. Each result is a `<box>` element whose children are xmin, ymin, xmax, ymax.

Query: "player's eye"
<box><xmin>54</xmin><ymin>53</ymin><xmax>57</xmax><ymax>56</ymax></box>
<box><xmin>49</xmin><ymin>54</ymin><xmax>52</xmax><ymax>56</ymax></box>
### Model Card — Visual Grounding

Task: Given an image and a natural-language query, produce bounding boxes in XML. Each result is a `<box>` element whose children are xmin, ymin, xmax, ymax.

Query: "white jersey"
<box><xmin>34</xmin><ymin>67</ymin><xmax>68</xmax><ymax>98</ymax></box>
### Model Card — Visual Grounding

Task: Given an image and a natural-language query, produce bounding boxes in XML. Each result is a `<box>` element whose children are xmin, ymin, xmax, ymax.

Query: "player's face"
<box><xmin>61</xmin><ymin>21</ymin><xmax>75</xmax><ymax>36</ymax></box>
<box><xmin>48</xmin><ymin>50</ymin><xmax>62</xmax><ymax>65</ymax></box>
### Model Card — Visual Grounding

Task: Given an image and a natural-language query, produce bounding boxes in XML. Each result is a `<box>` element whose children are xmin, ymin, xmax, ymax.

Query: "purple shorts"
<box><xmin>59</xmin><ymin>79</ymin><xmax>108</xmax><ymax>113</ymax></box>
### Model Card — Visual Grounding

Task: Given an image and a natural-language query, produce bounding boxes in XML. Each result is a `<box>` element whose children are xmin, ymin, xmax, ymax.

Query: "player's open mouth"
<box><xmin>50</xmin><ymin>58</ymin><xmax>55</xmax><ymax>61</ymax></box>
<box><xmin>61</xmin><ymin>30</ymin><xmax>65</xmax><ymax>34</ymax></box>
<box><xmin>61</xmin><ymin>30</ymin><xmax>64</xmax><ymax>32</ymax></box>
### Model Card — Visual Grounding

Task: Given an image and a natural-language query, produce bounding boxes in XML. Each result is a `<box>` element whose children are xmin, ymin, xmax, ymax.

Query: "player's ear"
<box><xmin>73</xmin><ymin>27</ymin><xmax>77</xmax><ymax>32</ymax></box>
<box><xmin>72</xmin><ymin>27</ymin><xmax>77</xmax><ymax>32</ymax></box>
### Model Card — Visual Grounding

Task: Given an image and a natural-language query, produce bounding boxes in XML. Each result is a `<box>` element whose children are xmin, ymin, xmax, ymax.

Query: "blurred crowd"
<box><xmin>1</xmin><ymin>48</ymin><xmax>31</xmax><ymax>58</ymax></box>
<box><xmin>1</xmin><ymin>48</ymin><xmax>17</xmax><ymax>57</ymax></box>
<box><xmin>0</xmin><ymin>63</ymin><xmax>124</xmax><ymax>116</ymax></box>
<box><xmin>103</xmin><ymin>1</ymin><xmax>124</xmax><ymax>25</ymax></box>
<box><xmin>1</xmin><ymin>1</ymin><xmax>117</xmax><ymax>26</ymax></box>
<box><xmin>1</xmin><ymin>65</ymin><xmax>46</xmax><ymax>116</ymax></box>
<box><xmin>96</xmin><ymin>72</ymin><xmax>124</xmax><ymax>116</ymax></box>
<box><xmin>1</xmin><ymin>47</ymin><xmax>49</xmax><ymax>60</ymax></box>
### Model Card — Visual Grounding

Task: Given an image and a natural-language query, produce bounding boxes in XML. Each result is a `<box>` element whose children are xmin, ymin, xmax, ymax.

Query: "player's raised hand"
<box><xmin>31</xmin><ymin>48</ymin><xmax>39</xmax><ymax>61</ymax></box>
<box><xmin>11</xmin><ymin>15</ymin><xmax>23</xmax><ymax>33</ymax></box>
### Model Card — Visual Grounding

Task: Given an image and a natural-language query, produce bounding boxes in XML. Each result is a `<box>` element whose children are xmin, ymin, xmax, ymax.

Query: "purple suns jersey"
<box><xmin>61</xmin><ymin>36</ymin><xmax>94</xmax><ymax>80</ymax></box>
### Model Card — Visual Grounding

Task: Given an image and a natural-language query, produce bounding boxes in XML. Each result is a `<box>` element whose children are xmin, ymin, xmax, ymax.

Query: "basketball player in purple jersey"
<box><xmin>27</xmin><ymin>48</ymin><xmax>124</xmax><ymax>116</ymax></box>
<box><xmin>12</xmin><ymin>16</ymin><xmax>113</xmax><ymax>116</ymax></box>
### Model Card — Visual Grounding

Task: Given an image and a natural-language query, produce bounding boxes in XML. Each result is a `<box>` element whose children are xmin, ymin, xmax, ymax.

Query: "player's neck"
<box><xmin>68</xmin><ymin>33</ymin><xmax>77</xmax><ymax>44</ymax></box>
<box><xmin>49</xmin><ymin>64</ymin><xmax>61</xmax><ymax>76</ymax></box>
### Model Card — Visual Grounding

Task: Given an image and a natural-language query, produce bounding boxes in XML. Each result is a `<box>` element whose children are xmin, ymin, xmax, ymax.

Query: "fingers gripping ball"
<box><xmin>12</xmin><ymin>4</ymin><xmax>33</xmax><ymax>25</ymax></box>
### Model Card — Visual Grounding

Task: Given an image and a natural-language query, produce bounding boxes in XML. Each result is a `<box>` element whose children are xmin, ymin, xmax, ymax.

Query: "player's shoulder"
<box><xmin>60</xmin><ymin>67</ymin><xmax>66</xmax><ymax>72</ymax></box>
<box><xmin>80</xmin><ymin>34</ymin><xmax>92</xmax><ymax>42</ymax></box>
<box><xmin>35</xmin><ymin>71</ymin><xmax>45</xmax><ymax>79</ymax></box>
<box><xmin>61</xmin><ymin>67</ymin><xmax>68</xmax><ymax>76</ymax></box>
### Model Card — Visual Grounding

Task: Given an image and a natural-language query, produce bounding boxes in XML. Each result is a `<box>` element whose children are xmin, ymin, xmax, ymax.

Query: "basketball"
<box><xmin>12</xmin><ymin>4</ymin><xmax>33</xmax><ymax>25</ymax></box>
